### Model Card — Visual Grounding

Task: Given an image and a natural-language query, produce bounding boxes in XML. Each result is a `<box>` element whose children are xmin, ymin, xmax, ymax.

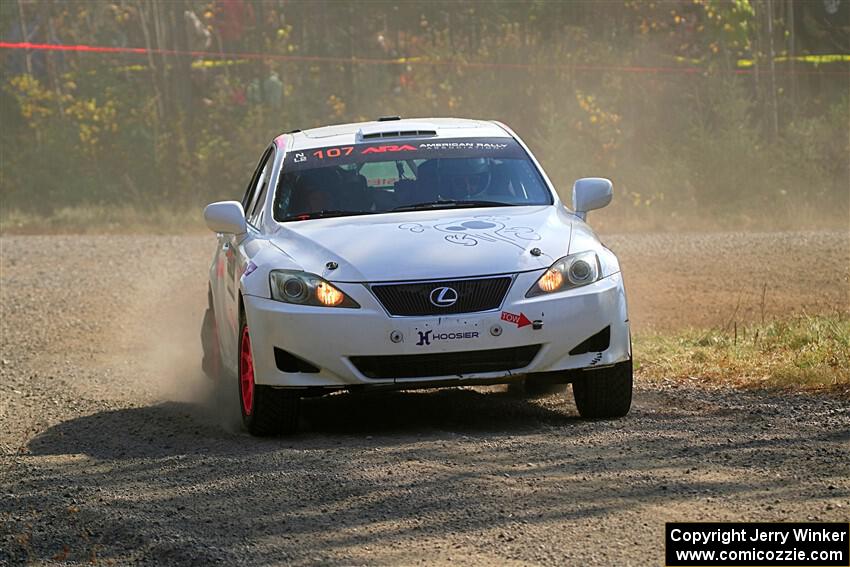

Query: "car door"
<box><xmin>216</xmin><ymin>145</ymin><xmax>276</xmax><ymax>369</ymax></box>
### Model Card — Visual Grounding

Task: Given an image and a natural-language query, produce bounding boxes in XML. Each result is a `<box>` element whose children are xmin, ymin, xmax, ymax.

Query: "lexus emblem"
<box><xmin>429</xmin><ymin>286</ymin><xmax>458</xmax><ymax>307</ymax></box>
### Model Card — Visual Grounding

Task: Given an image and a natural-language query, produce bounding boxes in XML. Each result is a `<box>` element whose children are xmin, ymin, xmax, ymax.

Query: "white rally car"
<box><xmin>202</xmin><ymin>117</ymin><xmax>631</xmax><ymax>435</ymax></box>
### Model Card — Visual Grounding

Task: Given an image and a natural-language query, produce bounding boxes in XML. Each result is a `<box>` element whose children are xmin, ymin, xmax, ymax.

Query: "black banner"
<box><xmin>666</xmin><ymin>522</ymin><xmax>849</xmax><ymax>566</ymax></box>
<box><xmin>282</xmin><ymin>137</ymin><xmax>527</xmax><ymax>172</ymax></box>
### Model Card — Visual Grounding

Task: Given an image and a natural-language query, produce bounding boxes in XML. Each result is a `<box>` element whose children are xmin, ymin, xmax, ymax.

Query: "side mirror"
<box><xmin>572</xmin><ymin>177</ymin><xmax>613</xmax><ymax>221</ymax></box>
<box><xmin>204</xmin><ymin>201</ymin><xmax>247</xmax><ymax>234</ymax></box>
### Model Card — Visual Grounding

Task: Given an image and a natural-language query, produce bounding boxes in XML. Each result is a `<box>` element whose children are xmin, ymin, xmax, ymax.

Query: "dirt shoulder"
<box><xmin>1</xmin><ymin>231</ymin><xmax>848</xmax><ymax>566</ymax></box>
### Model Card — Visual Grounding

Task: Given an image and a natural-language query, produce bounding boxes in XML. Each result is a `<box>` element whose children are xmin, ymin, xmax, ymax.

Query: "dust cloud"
<box><xmin>100</xmin><ymin>238</ymin><xmax>242</xmax><ymax>432</ymax></box>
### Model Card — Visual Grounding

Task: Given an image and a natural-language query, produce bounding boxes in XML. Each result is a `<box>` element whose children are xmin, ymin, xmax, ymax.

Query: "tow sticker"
<box><xmin>501</xmin><ymin>311</ymin><xmax>532</xmax><ymax>328</ymax></box>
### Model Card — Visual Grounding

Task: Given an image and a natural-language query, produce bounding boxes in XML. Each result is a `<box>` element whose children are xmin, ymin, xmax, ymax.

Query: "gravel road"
<box><xmin>1</xmin><ymin>231</ymin><xmax>848</xmax><ymax>566</ymax></box>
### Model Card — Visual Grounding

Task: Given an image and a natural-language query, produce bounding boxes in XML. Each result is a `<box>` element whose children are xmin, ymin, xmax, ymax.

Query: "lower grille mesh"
<box><xmin>350</xmin><ymin>345</ymin><xmax>541</xmax><ymax>380</ymax></box>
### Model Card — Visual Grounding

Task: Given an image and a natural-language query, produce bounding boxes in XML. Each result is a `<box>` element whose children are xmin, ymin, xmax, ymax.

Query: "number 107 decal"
<box><xmin>312</xmin><ymin>147</ymin><xmax>354</xmax><ymax>159</ymax></box>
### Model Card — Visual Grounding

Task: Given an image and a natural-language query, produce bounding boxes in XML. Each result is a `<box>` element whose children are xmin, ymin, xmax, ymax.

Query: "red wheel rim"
<box><xmin>240</xmin><ymin>325</ymin><xmax>254</xmax><ymax>415</ymax></box>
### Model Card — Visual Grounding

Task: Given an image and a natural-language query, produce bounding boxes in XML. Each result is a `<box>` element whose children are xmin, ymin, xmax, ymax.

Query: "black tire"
<box><xmin>238</xmin><ymin>316</ymin><xmax>300</xmax><ymax>436</ymax></box>
<box><xmin>522</xmin><ymin>378</ymin><xmax>568</xmax><ymax>398</ymax></box>
<box><xmin>572</xmin><ymin>358</ymin><xmax>633</xmax><ymax>419</ymax></box>
<box><xmin>241</xmin><ymin>385</ymin><xmax>300</xmax><ymax>436</ymax></box>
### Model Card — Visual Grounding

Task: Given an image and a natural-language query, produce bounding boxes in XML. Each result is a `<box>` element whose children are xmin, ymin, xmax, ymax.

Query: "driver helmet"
<box><xmin>441</xmin><ymin>158</ymin><xmax>492</xmax><ymax>198</ymax></box>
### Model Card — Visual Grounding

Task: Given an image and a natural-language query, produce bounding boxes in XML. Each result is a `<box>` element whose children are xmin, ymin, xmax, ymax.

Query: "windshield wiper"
<box><xmin>391</xmin><ymin>200</ymin><xmax>513</xmax><ymax>212</ymax></box>
<box><xmin>279</xmin><ymin>210</ymin><xmax>372</xmax><ymax>221</ymax></box>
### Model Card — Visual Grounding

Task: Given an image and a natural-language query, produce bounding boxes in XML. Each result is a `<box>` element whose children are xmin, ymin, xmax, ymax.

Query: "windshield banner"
<box><xmin>283</xmin><ymin>138</ymin><xmax>527</xmax><ymax>171</ymax></box>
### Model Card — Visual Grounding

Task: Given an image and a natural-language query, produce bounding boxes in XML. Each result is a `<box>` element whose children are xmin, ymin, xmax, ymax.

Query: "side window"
<box><xmin>241</xmin><ymin>156</ymin><xmax>262</xmax><ymax>210</ymax></box>
<box><xmin>243</xmin><ymin>148</ymin><xmax>274</xmax><ymax>228</ymax></box>
<box><xmin>248</xmin><ymin>153</ymin><xmax>274</xmax><ymax>226</ymax></box>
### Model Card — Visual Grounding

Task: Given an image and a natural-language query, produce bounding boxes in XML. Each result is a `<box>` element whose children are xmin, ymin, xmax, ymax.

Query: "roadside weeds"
<box><xmin>635</xmin><ymin>313</ymin><xmax>850</xmax><ymax>397</ymax></box>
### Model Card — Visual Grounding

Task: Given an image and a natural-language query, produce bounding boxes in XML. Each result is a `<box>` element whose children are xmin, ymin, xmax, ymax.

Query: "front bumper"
<box><xmin>243</xmin><ymin>270</ymin><xmax>630</xmax><ymax>388</ymax></box>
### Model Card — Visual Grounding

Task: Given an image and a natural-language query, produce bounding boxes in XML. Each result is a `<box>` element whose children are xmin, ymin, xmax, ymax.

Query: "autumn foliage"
<box><xmin>1</xmin><ymin>1</ymin><xmax>847</xmax><ymax>230</ymax></box>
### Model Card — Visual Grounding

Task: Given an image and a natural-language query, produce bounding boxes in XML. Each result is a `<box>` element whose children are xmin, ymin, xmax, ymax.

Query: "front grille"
<box><xmin>350</xmin><ymin>345</ymin><xmax>541</xmax><ymax>380</ymax></box>
<box><xmin>371</xmin><ymin>276</ymin><xmax>512</xmax><ymax>316</ymax></box>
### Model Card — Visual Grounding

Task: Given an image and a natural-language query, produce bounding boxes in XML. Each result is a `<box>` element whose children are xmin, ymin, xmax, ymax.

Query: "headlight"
<box><xmin>526</xmin><ymin>251</ymin><xmax>600</xmax><ymax>297</ymax></box>
<box><xmin>269</xmin><ymin>270</ymin><xmax>359</xmax><ymax>308</ymax></box>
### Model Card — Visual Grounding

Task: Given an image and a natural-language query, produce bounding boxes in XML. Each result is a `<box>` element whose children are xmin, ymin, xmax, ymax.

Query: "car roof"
<box><xmin>274</xmin><ymin>117</ymin><xmax>511</xmax><ymax>151</ymax></box>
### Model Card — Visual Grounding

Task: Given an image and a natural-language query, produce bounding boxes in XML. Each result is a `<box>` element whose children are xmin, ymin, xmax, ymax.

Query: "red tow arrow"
<box><xmin>501</xmin><ymin>311</ymin><xmax>532</xmax><ymax>328</ymax></box>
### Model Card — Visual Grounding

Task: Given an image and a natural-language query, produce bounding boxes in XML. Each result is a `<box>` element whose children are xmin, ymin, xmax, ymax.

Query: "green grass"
<box><xmin>635</xmin><ymin>314</ymin><xmax>850</xmax><ymax>395</ymax></box>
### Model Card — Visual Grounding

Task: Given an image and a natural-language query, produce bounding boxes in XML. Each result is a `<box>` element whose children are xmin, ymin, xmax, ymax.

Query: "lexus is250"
<box><xmin>201</xmin><ymin>117</ymin><xmax>631</xmax><ymax>435</ymax></box>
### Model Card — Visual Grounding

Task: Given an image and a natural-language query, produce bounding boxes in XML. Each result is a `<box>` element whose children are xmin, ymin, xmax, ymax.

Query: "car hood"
<box><xmin>269</xmin><ymin>205</ymin><xmax>577</xmax><ymax>282</ymax></box>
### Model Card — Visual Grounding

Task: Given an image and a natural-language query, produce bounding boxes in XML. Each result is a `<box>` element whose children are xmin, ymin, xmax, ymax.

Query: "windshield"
<box><xmin>273</xmin><ymin>137</ymin><xmax>553</xmax><ymax>221</ymax></box>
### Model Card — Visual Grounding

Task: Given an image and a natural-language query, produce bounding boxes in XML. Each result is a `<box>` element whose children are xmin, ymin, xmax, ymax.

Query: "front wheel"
<box><xmin>239</xmin><ymin>320</ymin><xmax>300</xmax><ymax>436</ymax></box>
<box><xmin>572</xmin><ymin>359</ymin><xmax>633</xmax><ymax>419</ymax></box>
